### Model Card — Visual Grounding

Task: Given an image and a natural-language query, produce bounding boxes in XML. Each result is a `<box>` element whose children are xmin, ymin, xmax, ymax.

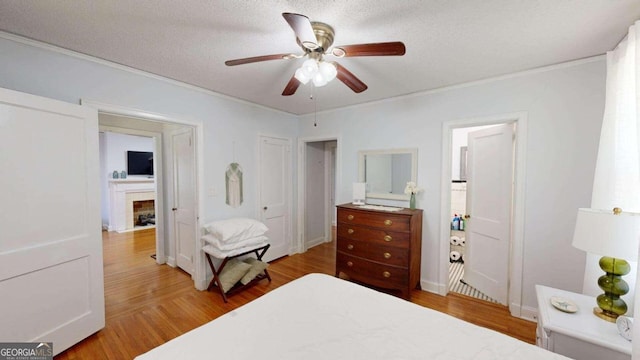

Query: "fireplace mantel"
<box><xmin>108</xmin><ymin>179</ymin><xmax>155</xmax><ymax>232</ymax></box>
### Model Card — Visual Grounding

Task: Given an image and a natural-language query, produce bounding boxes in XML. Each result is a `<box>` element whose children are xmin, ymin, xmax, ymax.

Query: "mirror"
<box><xmin>358</xmin><ymin>148</ymin><xmax>417</xmax><ymax>200</ymax></box>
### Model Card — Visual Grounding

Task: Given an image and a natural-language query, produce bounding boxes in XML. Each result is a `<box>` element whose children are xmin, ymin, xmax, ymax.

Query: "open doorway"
<box><xmin>84</xmin><ymin>100</ymin><xmax>205</xmax><ymax>289</ymax></box>
<box><xmin>447</xmin><ymin>124</ymin><xmax>508</xmax><ymax>304</ymax></box>
<box><xmin>297</xmin><ymin>137</ymin><xmax>339</xmax><ymax>253</ymax></box>
<box><xmin>439</xmin><ymin>112</ymin><xmax>528</xmax><ymax>317</ymax></box>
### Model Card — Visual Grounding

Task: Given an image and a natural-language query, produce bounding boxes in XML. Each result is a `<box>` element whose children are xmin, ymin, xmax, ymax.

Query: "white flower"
<box><xmin>404</xmin><ymin>181</ymin><xmax>422</xmax><ymax>195</ymax></box>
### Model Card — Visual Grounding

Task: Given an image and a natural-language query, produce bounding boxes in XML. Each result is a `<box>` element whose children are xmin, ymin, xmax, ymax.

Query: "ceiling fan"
<box><xmin>225</xmin><ymin>13</ymin><xmax>406</xmax><ymax>96</ymax></box>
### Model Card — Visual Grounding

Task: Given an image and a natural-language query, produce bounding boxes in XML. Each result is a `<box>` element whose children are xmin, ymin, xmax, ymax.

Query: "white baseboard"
<box><xmin>518</xmin><ymin>304</ymin><xmax>538</xmax><ymax>322</ymax></box>
<box><xmin>306</xmin><ymin>236</ymin><xmax>326</xmax><ymax>249</ymax></box>
<box><xmin>420</xmin><ymin>279</ymin><xmax>447</xmax><ymax>296</ymax></box>
<box><xmin>167</xmin><ymin>256</ymin><xmax>176</xmax><ymax>267</ymax></box>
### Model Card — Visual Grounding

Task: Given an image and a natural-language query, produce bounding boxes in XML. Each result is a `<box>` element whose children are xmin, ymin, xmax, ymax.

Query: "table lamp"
<box><xmin>572</xmin><ymin>207</ymin><xmax>640</xmax><ymax>322</ymax></box>
<box><xmin>352</xmin><ymin>182</ymin><xmax>366</xmax><ymax>205</ymax></box>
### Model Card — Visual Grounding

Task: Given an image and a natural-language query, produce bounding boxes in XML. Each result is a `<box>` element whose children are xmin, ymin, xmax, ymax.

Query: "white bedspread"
<box><xmin>135</xmin><ymin>273</ymin><xmax>569</xmax><ymax>360</ymax></box>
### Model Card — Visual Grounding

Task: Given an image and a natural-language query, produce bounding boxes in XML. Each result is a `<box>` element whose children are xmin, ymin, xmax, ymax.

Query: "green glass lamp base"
<box><xmin>594</xmin><ymin>256</ymin><xmax>630</xmax><ymax>322</ymax></box>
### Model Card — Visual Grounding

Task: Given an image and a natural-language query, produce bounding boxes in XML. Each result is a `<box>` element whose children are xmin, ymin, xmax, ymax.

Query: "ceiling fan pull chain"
<box><xmin>310</xmin><ymin>86</ymin><xmax>318</xmax><ymax>127</ymax></box>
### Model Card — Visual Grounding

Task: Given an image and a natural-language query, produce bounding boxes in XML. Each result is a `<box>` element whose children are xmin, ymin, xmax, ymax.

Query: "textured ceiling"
<box><xmin>1</xmin><ymin>0</ymin><xmax>639</xmax><ymax>115</ymax></box>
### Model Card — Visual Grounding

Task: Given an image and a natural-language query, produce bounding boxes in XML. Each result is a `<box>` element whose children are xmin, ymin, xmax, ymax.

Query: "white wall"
<box><xmin>297</xmin><ymin>58</ymin><xmax>606</xmax><ymax>311</ymax></box>
<box><xmin>0</xmin><ymin>36</ymin><xmax>299</xmax><ymax>231</ymax></box>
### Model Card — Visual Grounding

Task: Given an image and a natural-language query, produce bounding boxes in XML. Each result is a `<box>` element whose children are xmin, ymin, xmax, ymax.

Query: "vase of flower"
<box><xmin>404</xmin><ymin>181</ymin><xmax>422</xmax><ymax>210</ymax></box>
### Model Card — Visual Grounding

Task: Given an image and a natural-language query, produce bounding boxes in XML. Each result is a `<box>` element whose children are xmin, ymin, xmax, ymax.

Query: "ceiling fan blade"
<box><xmin>282</xmin><ymin>12</ymin><xmax>318</xmax><ymax>50</ymax></box>
<box><xmin>335</xmin><ymin>63</ymin><xmax>367</xmax><ymax>93</ymax></box>
<box><xmin>331</xmin><ymin>42</ymin><xmax>406</xmax><ymax>57</ymax></box>
<box><xmin>282</xmin><ymin>76</ymin><xmax>301</xmax><ymax>96</ymax></box>
<box><xmin>225</xmin><ymin>53</ymin><xmax>298</xmax><ymax>66</ymax></box>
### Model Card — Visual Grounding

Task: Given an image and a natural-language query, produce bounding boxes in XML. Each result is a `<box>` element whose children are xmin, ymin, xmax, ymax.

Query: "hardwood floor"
<box><xmin>56</xmin><ymin>228</ymin><xmax>535</xmax><ymax>359</ymax></box>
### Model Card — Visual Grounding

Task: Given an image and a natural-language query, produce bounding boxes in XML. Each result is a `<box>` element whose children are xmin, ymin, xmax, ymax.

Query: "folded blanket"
<box><xmin>202</xmin><ymin>234</ymin><xmax>268</xmax><ymax>251</ymax></box>
<box><xmin>202</xmin><ymin>239</ymin><xmax>269</xmax><ymax>259</ymax></box>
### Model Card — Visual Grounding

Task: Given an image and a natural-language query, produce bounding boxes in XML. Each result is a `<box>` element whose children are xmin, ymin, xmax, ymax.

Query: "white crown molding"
<box><xmin>302</xmin><ymin>54</ymin><xmax>606</xmax><ymax>118</ymax></box>
<box><xmin>0</xmin><ymin>31</ymin><xmax>294</xmax><ymax>116</ymax></box>
<box><xmin>0</xmin><ymin>30</ymin><xmax>605</xmax><ymax>118</ymax></box>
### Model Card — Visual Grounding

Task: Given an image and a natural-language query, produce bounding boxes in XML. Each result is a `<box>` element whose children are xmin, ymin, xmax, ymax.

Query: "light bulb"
<box><xmin>318</xmin><ymin>61</ymin><xmax>337</xmax><ymax>82</ymax></box>
<box><xmin>312</xmin><ymin>72</ymin><xmax>328</xmax><ymax>87</ymax></box>
<box><xmin>301</xmin><ymin>59</ymin><xmax>318</xmax><ymax>77</ymax></box>
<box><xmin>294</xmin><ymin>68</ymin><xmax>311</xmax><ymax>84</ymax></box>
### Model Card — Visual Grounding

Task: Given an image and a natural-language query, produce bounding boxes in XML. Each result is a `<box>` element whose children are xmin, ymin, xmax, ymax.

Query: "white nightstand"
<box><xmin>535</xmin><ymin>285</ymin><xmax>631</xmax><ymax>360</ymax></box>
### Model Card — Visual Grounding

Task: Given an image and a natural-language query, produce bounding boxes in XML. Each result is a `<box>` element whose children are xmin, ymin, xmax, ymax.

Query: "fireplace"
<box><xmin>133</xmin><ymin>199</ymin><xmax>155</xmax><ymax>226</ymax></box>
<box><xmin>108</xmin><ymin>179</ymin><xmax>155</xmax><ymax>232</ymax></box>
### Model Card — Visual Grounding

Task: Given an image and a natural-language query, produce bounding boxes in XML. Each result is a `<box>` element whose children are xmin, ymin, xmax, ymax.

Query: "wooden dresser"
<box><xmin>335</xmin><ymin>203</ymin><xmax>423</xmax><ymax>300</ymax></box>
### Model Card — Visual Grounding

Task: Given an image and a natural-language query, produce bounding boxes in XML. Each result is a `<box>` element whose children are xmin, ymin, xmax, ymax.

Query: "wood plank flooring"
<box><xmin>56</xmin><ymin>228</ymin><xmax>535</xmax><ymax>359</ymax></box>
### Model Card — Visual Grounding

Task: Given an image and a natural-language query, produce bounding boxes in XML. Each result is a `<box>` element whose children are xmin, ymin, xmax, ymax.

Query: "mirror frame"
<box><xmin>358</xmin><ymin>148</ymin><xmax>418</xmax><ymax>200</ymax></box>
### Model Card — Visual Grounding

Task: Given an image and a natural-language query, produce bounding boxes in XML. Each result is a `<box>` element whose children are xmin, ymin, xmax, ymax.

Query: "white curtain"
<box><xmin>588</xmin><ymin>20</ymin><xmax>640</xmax><ymax>357</ymax></box>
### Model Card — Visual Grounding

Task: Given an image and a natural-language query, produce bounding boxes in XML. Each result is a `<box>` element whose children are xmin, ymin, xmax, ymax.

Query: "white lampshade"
<box><xmin>352</xmin><ymin>182</ymin><xmax>366</xmax><ymax>205</ymax></box>
<box><xmin>572</xmin><ymin>208</ymin><xmax>640</xmax><ymax>261</ymax></box>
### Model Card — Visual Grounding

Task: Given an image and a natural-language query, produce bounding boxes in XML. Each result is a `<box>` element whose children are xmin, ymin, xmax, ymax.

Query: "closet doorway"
<box><xmin>439</xmin><ymin>113</ymin><xmax>528</xmax><ymax>317</ymax></box>
<box><xmin>297</xmin><ymin>137</ymin><xmax>339</xmax><ymax>253</ymax></box>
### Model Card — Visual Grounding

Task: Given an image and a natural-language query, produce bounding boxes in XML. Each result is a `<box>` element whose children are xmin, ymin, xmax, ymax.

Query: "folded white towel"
<box><xmin>202</xmin><ymin>234</ymin><xmax>268</xmax><ymax>251</ymax></box>
<box><xmin>202</xmin><ymin>240</ymin><xmax>269</xmax><ymax>259</ymax></box>
<box><xmin>202</xmin><ymin>218</ymin><xmax>268</xmax><ymax>243</ymax></box>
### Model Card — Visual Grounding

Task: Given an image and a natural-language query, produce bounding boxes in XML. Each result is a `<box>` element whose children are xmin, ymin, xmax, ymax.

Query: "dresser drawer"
<box><xmin>336</xmin><ymin>252</ymin><xmax>408</xmax><ymax>287</ymax></box>
<box><xmin>337</xmin><ymin>238</ymin><xmax>409</xmax><ymax>267</ymax></box>
<box><xmin>337</xmin><ymin>225</ymin><xmax>410</xmax><ymax>248</ymax></box>
<box><xmin>337</xmin><ymin>209</ymin><xmax>411</xmax><ymax>232</ymax></box>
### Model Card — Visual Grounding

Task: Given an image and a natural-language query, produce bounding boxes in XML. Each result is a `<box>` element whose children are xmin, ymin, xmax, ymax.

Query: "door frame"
<box><xmin>439</xmin><ymin>112</ymin><xmax>528</xmax><ymax>318</ymax></box>
<box><xmin>82</xmin><ymin>100</ymin><xmax>207</xmax><ymax>290</ymax></box>
<box><xmin>296</xmin><ymin>135</ymin><xmax>341</xmax><ymax>253</ymax></box>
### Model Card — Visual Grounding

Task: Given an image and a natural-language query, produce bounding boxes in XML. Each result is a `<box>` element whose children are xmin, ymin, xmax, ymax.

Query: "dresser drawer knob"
<box><xmin>347</xmin><ymin>214</ymin><xmax>354</xmax><ymax>220</ymax></box>
<box><xmin>383</xmin><ymin>235</ymin><xmax>392</xmax><ymax>242</ymax></box>
<box><xmin>347</xmin><ymin>244</ymin><xmax>354</xmax><ymax>250</ymax></box>
<box><xmin>347</xmin><ymin>261</ymin><xmax>353</xmax><ymax>267</ymax></box>
<box><xmin>384</xmin><ymin>219</ymin><xmax>393</xmax><ymax>226</ymax></box>
<box><xmin>383</xmin><ymin>271</ymin><xmax>391</xmax><ymax>278</ymax></box>
<box><xmin>347</xmin><ymin>228</ymin><xmax>354</xmax><ymax>234</ymax></box>
<box><xmin>383</xmin><ymin>252</ymin><xmax>391</xmax><ymax>259</ymax></box>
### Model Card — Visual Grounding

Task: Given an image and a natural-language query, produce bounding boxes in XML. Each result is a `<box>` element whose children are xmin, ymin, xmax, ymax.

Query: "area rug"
<box><xmin>449</xmin><ymin>261</ymin><xmax>498</xmax><ymax>303</ymax></box>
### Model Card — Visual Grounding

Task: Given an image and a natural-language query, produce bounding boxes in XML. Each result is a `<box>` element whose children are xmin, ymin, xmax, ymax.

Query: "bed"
<box><xmin>135</xmin><ymin>273</ymin><xmax>569</xmax><ymax>360</ymax></box>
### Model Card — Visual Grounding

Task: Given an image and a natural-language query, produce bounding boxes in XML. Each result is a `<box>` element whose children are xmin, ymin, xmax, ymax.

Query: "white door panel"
<box><xmin>259</xmin><ymin>136</ymin><xmax>291</xmax><ymax>262</ymax></box>
<box><xmin>0</xmin><ymin>87</ymin><xmax>104</xmax><ymax>355</ymax></box>
<box><xmin>465</xmin><ymin>123</ymin><xmax>513</xmax><ymax>305</ymax></box>
<box><xmin>172</xmin><ymin>128</ymin><xmax>196</xmax><ymax>275</ymax></box>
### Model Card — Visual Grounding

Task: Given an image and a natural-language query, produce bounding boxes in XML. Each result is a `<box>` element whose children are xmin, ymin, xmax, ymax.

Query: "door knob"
<box><xmin>464</xmin><ymin>214</ymin><xmax>471</xmax><ymax>219</ymax></box>
<box><xmin>263</xmin><ymin>206</ymin><xmax>268</xmax><ymax>210</ymax></box>
<box><xmin>172</xmin><ymin>207</ymin><xmax>177</xmax><ymax>211</ymax></box>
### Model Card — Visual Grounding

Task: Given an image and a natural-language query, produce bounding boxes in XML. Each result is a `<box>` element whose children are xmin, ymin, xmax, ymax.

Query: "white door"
<box><xmin>172</xmin><ymin>128</ymin><xmax>197</xmax><ymax>275</ymax></box>
<box><xmin>464</xmin><ymin>123</ymin><xmax>514</xmax><ymax>305</ymax></box>
<box><xmin>259</xmin><ymin>135</ymin><xmax>291</xmax><ymax>262</ymax></box>
<box><xmin>0</xmin><ymin>87</ymin><xmax>104</xmax><ymax>355</ymax></box>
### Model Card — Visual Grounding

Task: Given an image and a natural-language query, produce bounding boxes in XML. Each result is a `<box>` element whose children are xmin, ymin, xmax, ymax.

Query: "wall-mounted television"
<box><xmin>127</xmin><ymin>151</ymin><xmax>154</xmax><ymax>176</ymax></box>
